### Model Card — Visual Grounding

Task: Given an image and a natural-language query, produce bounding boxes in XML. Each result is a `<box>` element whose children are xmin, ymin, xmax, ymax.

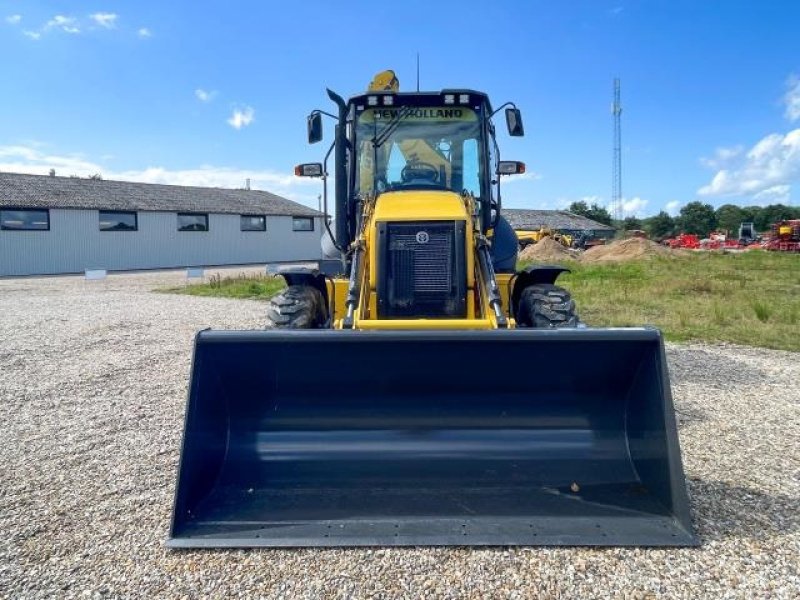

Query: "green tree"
<box><xmin>676</xmin><ymin>201</ymin><xmax>717</xmax><ymax>236</ymax></box>
<box><xmin>568</xmin><ymin>201</ymin><xmax>589</xmax><ymax>215</ymax></box>
<box><xmin>569</xmin><ymin>201</ymin><xmax>613</xmax><ymax>226</ymax></box>
<box><xmin>643</xmin><ymin>211</ymin><xmax>675</xmax><ymax>239</ymax></box>
<box><xmin>741</xmin><ymin>205</ymin><xmax>763</xmax><ymax>230</ymax></box>
<box><xmin>714</xmin><ymin>204</ymin><xmax>746</xmax><ymax>235</ymax></box>
<box><xmin>588</xmin><ymin>204</ymin><xmax>613</xmax><ymax>226</ymax></box>
<box><xmin>622</xmin><ymin>216</ymin><xmax>642</xmax><ymax>230</ymax></box>
<box><xmin>754</xmin><ymin>204</ymin><xmax>800</xmax><ymax>231</ymax></box>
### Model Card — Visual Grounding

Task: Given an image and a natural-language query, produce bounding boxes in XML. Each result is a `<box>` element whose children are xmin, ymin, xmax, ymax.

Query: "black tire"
<box><xmin>515</xmin><ymin>284</ymin><xmax>579</xmax><ymax>328</ymax></box>
<box><xmin>266</xmin><ymin>285</ymin><xmax>327</xmax><ymax>329</ymax></box>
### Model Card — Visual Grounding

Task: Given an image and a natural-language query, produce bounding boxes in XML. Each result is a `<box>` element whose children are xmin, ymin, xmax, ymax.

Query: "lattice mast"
<box><xmin>612</xmin><ymin>78</ymin><xmax>623</xmax><ymax>222</ymax></box>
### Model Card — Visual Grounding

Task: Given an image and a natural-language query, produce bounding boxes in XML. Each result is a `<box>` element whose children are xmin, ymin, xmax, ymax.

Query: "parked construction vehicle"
<box><xmin>516</xmin><ymin>227</ymin><xmax>573</xmax><ymax>249</ymax></box>
<box><xmin>767</xmin><ymin>219</ymin><xmax>800</xmax><ymax>252</ymax></box>
<box><xmin>168</xmin><ymin>74</ymin><xmax>695</xmax><ymax>548</ymax></box>
<box><xmin>665</xmin><ymin>233</ymin><xmax>701</xmax><ymax>250</ymax></box>
<box><xmin>738</xmin><ymin>222</ymin><xmax>757</xmax><ymax>245</ymax></box>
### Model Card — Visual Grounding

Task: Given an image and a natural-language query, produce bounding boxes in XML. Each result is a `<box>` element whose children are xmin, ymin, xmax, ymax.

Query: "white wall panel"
<box><xmin>0</xmin><ymin>209</ymin><xmax>323</xmax><ymax>276</ymax></box>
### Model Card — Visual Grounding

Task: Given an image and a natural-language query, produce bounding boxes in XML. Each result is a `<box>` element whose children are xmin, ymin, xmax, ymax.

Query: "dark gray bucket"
<box><xmin>168</xmin><ymin>328</ymin><xmax>696</xmax><ymax>548</ymax></box>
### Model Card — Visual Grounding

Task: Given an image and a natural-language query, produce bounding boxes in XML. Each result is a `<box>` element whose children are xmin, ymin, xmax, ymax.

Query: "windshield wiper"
<box><xmin>372</xmin><ymin>105</ymin><xmax>414</xmax><ymax>148</ymax></box>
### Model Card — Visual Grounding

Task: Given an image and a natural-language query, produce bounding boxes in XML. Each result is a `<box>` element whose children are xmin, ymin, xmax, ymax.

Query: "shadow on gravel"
<box><xmin>689</xmin><ymin>478</ymin><xmax>799</xmax><ymax>543</ymax></box>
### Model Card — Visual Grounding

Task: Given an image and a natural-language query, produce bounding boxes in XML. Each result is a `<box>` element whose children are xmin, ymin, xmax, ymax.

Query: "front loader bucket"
<box><xmin>168</xmin><ymin>329</ymin><xmax>696</xmax><ymax>548</ymax></box>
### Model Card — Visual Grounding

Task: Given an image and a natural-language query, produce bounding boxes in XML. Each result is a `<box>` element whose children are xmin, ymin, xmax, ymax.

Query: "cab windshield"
<box><xmin>354</xmin><ymin>106</ymin><xmax>483</xmax><ymax>197</ymax></box>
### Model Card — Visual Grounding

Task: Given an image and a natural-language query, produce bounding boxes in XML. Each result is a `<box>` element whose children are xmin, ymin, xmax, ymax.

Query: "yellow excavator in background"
<box><xmin>516</xmin><ymin>227</ymin><xmax>573</xmax><ymax>249</ymax></box>
<box><xmin>168</xmin><ymin>71</ymin><xmax>695</xmax><ymax>549</ymax></box>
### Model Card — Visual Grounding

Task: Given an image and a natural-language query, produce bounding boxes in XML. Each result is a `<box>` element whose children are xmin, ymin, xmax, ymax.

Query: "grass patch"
<box><xmin>158</xmin><ymin>253</ymin><xmax>800</xmax><ymax>351</ymax></box>
<box><xmin>159</xmin><ymin>272</ymin><xmax>286</xmax><ymax>300</ymax></box>
<box><xmin>523</xmin><ymin>250</ymin><xmax>800</xmax><ymax>351</ymax></box>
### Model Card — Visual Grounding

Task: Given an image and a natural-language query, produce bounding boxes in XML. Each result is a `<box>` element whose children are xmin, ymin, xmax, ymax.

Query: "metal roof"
<box><xmin>0</xmin><ymin>172</ymin><xmax>320</xmax><ymax>217</ymax></box>
<box><xmin>503</xmin><ymin>209</ymin><xmax>616</xmax><ymax>232</ymax></box>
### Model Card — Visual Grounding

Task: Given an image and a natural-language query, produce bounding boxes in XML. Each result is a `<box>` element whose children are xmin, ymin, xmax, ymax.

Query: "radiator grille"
<box><xmin>378</xmin><ymin>221</ymin><xmax>466</xmax><ymax>318</ymax></box>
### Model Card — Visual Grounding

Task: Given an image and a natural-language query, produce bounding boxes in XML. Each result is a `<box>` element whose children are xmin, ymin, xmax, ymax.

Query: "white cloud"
<box><xmin>0</xmin><ymin>144</ymin><xmax>321</xmax><ymax>208</ymax></box>
<box><xmin>752</xmin><ymin>184</ymin><xmax>791</xmax><ymax>205</ymax></box>
<box><xmin>19</xmin><ymin>13</ymin><xmax>126</xmax><ymax>39</ymax></box>
<box><xmin>621</xmin><ymin>196</ymin><xmax>648</xmax><ymax>216</ymax></box>
<box><xmin>0</xmin><ymin>145</ymin><xmax>102</xmax><ymax>173</ymax></box>
<box><xmin>784</xmin><ymin>74</ymin><xmax>800</xmax><ymax>122</ymax></box>
<box><xmin>500</xmin><ymin>170</ymin><xmax>541</xmax><ymax>184</ymax></box>
<box><xmin>195</xmin><ymin>89</ymin><xmax>217</xmax><ymax>103</ymax></box>
<box><xmin>89</xmin><ymin>13</ymin><xmax>118</xmax><ymax>29</ymax></box>
<box><xmin>541</xmin><ymin>195</ymin><xmax>649</xmax><ymax>217</ymax></box>
<box><xmin>698</xmin><ymin>128</ymin><xmax>800</xmax><ymax>198</ymax></box>
<box><xmin>665</xmin><ymin>200</ymin><xmax>682</xmax><ymax>216</ymax></box>
<box><xmin>45</xmin><ymin>15</ymin><xmax>80</xmax><ymax>34</ymax></box>
<box><xmin>227</xmin><ymin>106</ymin><xmax>255</xmax><ymax>130</ymax></box>
<box><xmin>699</xmin><ymin>145</ymin><xmax>743</xmax><ymax>169</ymax></box>
<box><xmin>5</xmin><ymin>14</ymin><xmax>22</xmax><ymax>25</ymax></box>
<box><xmin>552</xmin><ymin>197</ymin><xmax>573</xmax><ymax>210</ymax></box>
<box><xmin>137</xmin><ymin>27</ymin><xmax>152</xmax><ymax>38</ymax></box>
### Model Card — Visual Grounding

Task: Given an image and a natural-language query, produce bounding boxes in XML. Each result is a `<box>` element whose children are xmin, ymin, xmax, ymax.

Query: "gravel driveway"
<box><xmin>1</xmin><ymin>270</ymin><xmax>798</xmax><ymax>598</ymax></box>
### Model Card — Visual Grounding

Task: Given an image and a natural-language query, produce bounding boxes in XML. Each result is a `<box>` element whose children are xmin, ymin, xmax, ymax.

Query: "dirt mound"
<box><xmin>519</xmin><ymin>236</ymin><xmax>576</xmax><ymax>262</ymax></box>
<box><xmin>581</xmin><ymin>237</ymin><xmax>673</xmax><ymax>263</ymax></box>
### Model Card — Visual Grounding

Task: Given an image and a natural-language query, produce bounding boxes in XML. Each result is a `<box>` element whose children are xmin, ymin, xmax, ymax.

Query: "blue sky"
<box><xmin>2</xmin><ymin>1</ymin><xmax>799</xmax><ymax>216</ymax></box>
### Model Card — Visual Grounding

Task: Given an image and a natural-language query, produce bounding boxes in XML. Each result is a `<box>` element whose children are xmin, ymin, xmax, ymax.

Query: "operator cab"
<box><xmin>350</xmin><ymin>92</ymin><xmax>490</xmax><ymax>200</ymax></box>
<box><xmin>302</xmin><ymin>89</ymin><xmax>524</xmax><ymax>238</ymax></box>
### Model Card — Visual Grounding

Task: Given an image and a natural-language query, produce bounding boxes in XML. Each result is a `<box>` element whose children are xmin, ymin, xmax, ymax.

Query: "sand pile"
<box><xmin>519</xmin><ymin>236</ymin><xmax>576</xmax><ymax>261</ymax></box>
<box><xmin>581</xmin><ymin>237</ymin><xmax>672</xmax><ymax>263</ymax></box>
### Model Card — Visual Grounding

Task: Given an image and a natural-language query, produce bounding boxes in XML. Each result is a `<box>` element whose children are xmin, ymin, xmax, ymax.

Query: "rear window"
<box><xmin>0</xmin><ymin>209</ymin><xmax>50</xmax><ymax>231</ymax></box>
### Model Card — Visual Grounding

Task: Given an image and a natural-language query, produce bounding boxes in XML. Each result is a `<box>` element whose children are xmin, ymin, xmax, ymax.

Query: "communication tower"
<box><xmin>612</xmin><ymin>78</ymin><xmax>623</xmax><ymax>222</ymax></box>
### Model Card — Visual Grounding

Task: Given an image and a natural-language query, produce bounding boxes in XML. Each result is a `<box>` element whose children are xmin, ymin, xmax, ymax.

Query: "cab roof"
<box><xmin>347</xmin><ymin>90</ymin><xmax>493</xmax><ymax>114</ymax></box>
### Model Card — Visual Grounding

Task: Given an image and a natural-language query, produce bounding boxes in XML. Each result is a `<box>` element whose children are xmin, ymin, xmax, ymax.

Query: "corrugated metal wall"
<box><xmin>0</xmin><ymin>209</ymin><xmax>323</xmax><ymax>276</ymax></box>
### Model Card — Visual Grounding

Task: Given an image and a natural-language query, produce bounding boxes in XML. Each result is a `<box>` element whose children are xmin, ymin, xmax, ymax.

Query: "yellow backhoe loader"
<box><xmin>168</xmin><ymin>73</ymin><xmax>695</xmax><ymax>548</ymax></box>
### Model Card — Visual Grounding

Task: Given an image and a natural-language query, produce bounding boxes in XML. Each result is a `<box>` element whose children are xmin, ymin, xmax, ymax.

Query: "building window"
<box><xmin>178</xmin><ymin>213</ymin><xmax>209</xmax><ymax>232</ymax></box>
<box><xmin>241</xmin><ymin>215</ymin><xmax>266</xmax><ymax>232</ymax></box>
<box><xmin>0</xmin><ymin>208</ymin><xmax>50</xmax><ymax>231</ymax></box>
<box><xmin>99</xmin><ymin>210</ymin><xmax>138</xmax><ymax>231</ymax></box>
<box><xmin>292</xmin><ymin>216</ymin><xmax>314</xmax><ymax>232</ymax></box>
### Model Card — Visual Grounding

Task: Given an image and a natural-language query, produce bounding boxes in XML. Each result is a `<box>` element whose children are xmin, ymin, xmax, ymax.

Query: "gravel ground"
<box><xmin>1</xmin><ymin>269</ymin><xmax>798</xmax><ymax>598</ymax></box>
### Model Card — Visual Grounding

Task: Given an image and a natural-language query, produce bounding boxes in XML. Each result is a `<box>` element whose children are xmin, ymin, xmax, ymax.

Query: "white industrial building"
<box><xmin>0</xmin><ymin>172</ymin><xmax>323</xmax><ymax>277</ymax></box>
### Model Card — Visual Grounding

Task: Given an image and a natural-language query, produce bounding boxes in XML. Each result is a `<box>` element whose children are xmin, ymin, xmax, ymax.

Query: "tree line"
<box><xmin>568</xmin><ymin>200</ymin><xmax>800</xmax><ymax>240</ymax></box>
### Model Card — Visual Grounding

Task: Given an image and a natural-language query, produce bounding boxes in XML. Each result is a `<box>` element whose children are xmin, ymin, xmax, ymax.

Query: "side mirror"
<box><xmin>497</xmin><ymin>161</ymin><xmax>526</xmax><ymax>175</ymax></box>
<box><xmin>307</xmin><ymin>112</ymin><xmax>323</xmax><ymax>144</ymax></box>
<box><xmin>505</xmin><ymin>108</ymin><xmax>524</xmax><ymax>137</ymax></box>
<box><xmin>294</xmin><ymin>163</ymin><xmax>324</xmax><ymax>177</ymax></box>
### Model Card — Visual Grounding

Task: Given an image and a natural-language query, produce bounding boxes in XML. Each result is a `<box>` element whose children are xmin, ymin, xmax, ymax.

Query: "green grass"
<box><xmin>158</xmin><ymin>252</ymin><xmax>800</xmax><ymax>351</ymax></box>
<box><xmin>159</xmin><ymin>272</ymin><xmax>286</xmax><ymax>300</ymax></box>
<box><xmin>523</xmin><ymin>250</ymin><xmax>800</xmax><ymax>351</ymax></box>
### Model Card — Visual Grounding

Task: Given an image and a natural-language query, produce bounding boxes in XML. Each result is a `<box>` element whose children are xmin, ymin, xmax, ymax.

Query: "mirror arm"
<box><xmin>490</xmin><ymin>101</ymin><xmax>517</xmax><ymax>119</ymax></box>
<box><xmin>312</xmin><ymin>109</ymin><xmax>339</xmax><ymax>121</ymax></box>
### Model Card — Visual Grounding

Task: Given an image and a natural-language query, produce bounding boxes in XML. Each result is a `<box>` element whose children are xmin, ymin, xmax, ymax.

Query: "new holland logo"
<box><xmin>415</xmin><ymin>231</ymin><xmax>430</xmax><ymax>244</ymax></box>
